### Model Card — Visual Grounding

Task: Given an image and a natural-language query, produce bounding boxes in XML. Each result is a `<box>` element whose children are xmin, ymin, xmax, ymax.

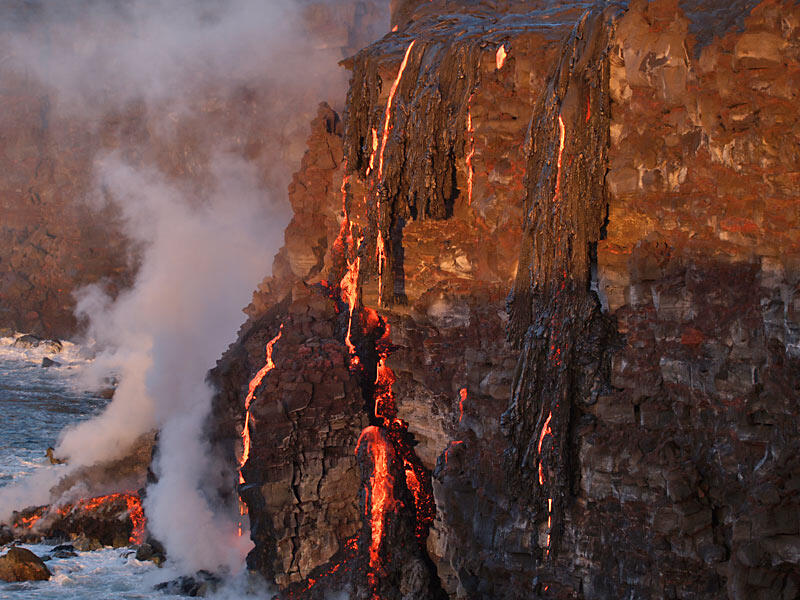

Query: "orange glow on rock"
<box><xmin>458</xmin><ymin>387</ymin><xmax>467</xmax><ymax>423</ymax></box>
<box><xmin>239</xmin><ymin>325</ymin><xmax>283</xmax><ymax>484</ymax></box>
<box><xmin>356</xmin><ymin>426</ymin><xmax>395</xmax><ymax>574</ymax></box>
<box><xmin>378</xmin><ymin>40</ymin><xmax>416</xmax><ymax>180</ymax></box>
<box><xmin>554</xmin><ymin>115</ymin><xmax>565</xmax><ymax>200</ymax></box>
<box><xmin>374</xmin><ymin>356</ymin><xmax>397</xmax><ymax>422</ymax></box>
<box><xmin>376</xmin><ymin>230</ymin><xmax>387</xmax><ymax>306</ymax></box>
<box><xmin>496</xmin><ymin>44</ymin><xmax>507</xmax><ymax>70</ymax></box>
<box><xmin>465</xmin><ymin>100</ymin><xmax>475</xmax><ymax>205</ymax></box>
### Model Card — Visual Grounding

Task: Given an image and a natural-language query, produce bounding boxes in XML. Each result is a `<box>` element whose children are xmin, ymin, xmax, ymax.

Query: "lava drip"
<box><xmin>465</xmin><ymin>98</ymin><xmax>475</xmax><ymax>206</ymax></box>
<box><xmin>377</xmin><ymin>40</ymin><xmax>415</xmax><ymax>181</ymax></box>
<box><xmin>504</xmin><ymin>6</ymin><xmax>618</xmax><ymax>560</ymax></box>
<box><xmin>237</xmin><ymin>324</ymin><xmax>283</xmax><ymax>536</ymax></box>
<box><xmin>373</xmin><ymin>40</ymin><xmax>415</xmax><ymax>307</ymax></box>
<box><xmin>356</xmin><ymin>426</ymin><xmax>396</xmax><ymax>582</ymax></box>
<box><xmin>239</xmin><ymin>324</ymin><xmax>283</xmax><ymax>484</ymax></box>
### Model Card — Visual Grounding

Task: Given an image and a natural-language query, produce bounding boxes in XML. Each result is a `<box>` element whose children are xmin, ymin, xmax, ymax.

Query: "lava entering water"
<box><xmin>15</xmin><ymin>493</ymin><xmax>145</xmax><ymax>545</ymax></box>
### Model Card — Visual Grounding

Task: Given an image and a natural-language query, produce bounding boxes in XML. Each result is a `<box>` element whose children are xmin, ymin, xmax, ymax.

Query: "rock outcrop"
<box><xmin>209</xmin><ymin>1</ymin><xmax>800</xmax><ymax>599</ymax></box>
<box><xmin>0</xmin><ymin>547</ymin><xmax>51</xmax><ymax>582</ymax></box>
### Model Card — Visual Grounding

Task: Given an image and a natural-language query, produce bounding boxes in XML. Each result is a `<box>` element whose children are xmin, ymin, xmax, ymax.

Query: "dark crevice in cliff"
<box><xmin>503</xmin><ymin>4</ymin><xmax>622</xmax><ymax>559</ymax></box>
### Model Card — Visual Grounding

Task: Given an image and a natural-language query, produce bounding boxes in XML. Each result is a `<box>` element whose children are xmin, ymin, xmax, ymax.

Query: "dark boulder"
<box><xmin>41</xmin><ymin>357</ymin><xmax>61</xmax><ymax>368</ymax></box>
<box><xmin>12</xmin><ymin>334</ymin><xmax>41</xmax><ymax>349</ymax></box>
<box><xmin>135</xmin><ymin>541</ymin><xmax>165</xmax><ymax>566</ymax></box>
<box><xmin>0</xmin><ymin>525</ymin><xmax>13</xmax><ymax>546</ymax></box>
<box><xmin>40</xmin><ymin>339</ymin><xmax>63</xmax><ymax>354</ymax></box>
<box><xmin>154</xmin><ymin>570</ymin><xmax>221</xmax><ymax>596</ymax></box>
<box><xmin>51</xmin><ymin>543</ymin><xmax>77</xmax><ymax>559</ymax></box>
<box><xmin>0</xmin><ymin>547</ymin><xmax>51</xmax><ymax>582</ymax></box>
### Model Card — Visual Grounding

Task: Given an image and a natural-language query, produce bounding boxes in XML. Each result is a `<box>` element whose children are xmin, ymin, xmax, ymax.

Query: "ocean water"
<box><xmin>0</xmin><ymin>335</ymin><xmax>277</xmax><ymax>599</ymax></box>
<box><xmin>0</xmin><ymin>336</ymin><xmax>179</xmax><ymax>599</ymax></box>
<box><xmin>0</xmin><ymin>335</ymin><xmax>106</xmax><ymax>488</ymax></box>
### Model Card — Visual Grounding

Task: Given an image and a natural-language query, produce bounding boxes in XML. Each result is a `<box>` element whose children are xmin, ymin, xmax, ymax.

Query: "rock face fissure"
<box><xmin>503</xmin><ymin>5</ymin><xmax>619</xmax><ymax>558</ymax></box>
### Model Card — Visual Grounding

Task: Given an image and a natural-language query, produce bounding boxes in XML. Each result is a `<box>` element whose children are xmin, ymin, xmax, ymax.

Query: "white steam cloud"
<box><xmin>0</xmin><ymin>0</ymin><xmax>387</xmax><ymax>576</ymax></box>
<box><xmin>66</xmin><ymin>155</ymin><xmax>282</xmax><ymax>573</ymax></box>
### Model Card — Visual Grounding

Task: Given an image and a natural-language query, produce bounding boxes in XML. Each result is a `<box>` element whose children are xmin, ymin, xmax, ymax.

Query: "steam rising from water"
<box><xmin>0</xmin><ymin>0</ymin><xmax>386</xmax><ymax>575</ymax></box>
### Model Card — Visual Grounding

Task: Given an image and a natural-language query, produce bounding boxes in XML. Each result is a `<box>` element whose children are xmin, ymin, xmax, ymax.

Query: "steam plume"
<box><xmin>0</xmin><ymin>0</ymin><xmax>387</xmax><ymax>574</ymax></box>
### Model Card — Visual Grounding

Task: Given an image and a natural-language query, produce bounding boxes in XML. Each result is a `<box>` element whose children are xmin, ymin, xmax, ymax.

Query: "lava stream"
<box><xmin>239</xmin><ymin>324</ymin><xmax>283</xmax><ymax>484</ymax></box>
<box><xmin>465</xmin><ymin>99</ymin><xmax>475</xmax><ymax>206</ymax></box>
<box><xmin>356</xmin><ymin>426</ymin><xmax>395</xmax><ymax>577</ymax></box>
<box><xmin>496</xmin><ymin>44</ymin><xmax>507</xmax><ymax>69</ymax></box>
<box><xmin>377</xmin><ymin>40</ymin><xmax>416</xmax><ymax>181</ymax></box>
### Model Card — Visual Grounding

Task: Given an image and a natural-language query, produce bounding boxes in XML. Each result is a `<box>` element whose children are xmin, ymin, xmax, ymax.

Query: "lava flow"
<box><xmin>465</xmin><ymin>99</ymin><xmax>475</xmax><ymax>206</ymax></box>
<box><xmin>356</xmin><ymin>426</ymin><xmax>396</xmax><ymax>582</ymax></box>
<box><xmin>377</xmin><ymin>40</ymin><xmax>415</xmax><ymax>181</ymax></box>
<box><xmin>15</xmin><ymin>493</ymin><xmax>146</xmax><ymax>545</ymax></box>
<box><xmin>496</xmin><ymin>44</ymin><xmax>507</xmax><ymax>69</ymax></box>
<box><xmin>239</xmin><ymin>324</ymin><xmax>283</xmax><ymax>484</ymax></box>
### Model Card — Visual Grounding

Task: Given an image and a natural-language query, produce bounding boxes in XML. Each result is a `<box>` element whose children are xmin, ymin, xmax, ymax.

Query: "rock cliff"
<box><xmin>211</xmin><ymin>1</ymin><xmax>800</xmax><ymax>598</ymax></box>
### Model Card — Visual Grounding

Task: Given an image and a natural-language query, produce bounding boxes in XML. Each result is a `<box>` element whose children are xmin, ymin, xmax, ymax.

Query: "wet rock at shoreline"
<box><xmin>0</xmin><ymin>547</ymin><xmax>51</xmax><ymax>582</ymax></box>
<box><xmin>154</xmin><ymin>570</ymin><xmax>222</xmax><ymax>597</ymax></box>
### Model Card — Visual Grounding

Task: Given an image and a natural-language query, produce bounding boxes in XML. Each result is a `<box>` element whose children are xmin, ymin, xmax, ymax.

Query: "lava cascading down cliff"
<box><xmin>209</xmin><ymin>1</ymin><xmax>800</xmax><ymax>599</ymax></box>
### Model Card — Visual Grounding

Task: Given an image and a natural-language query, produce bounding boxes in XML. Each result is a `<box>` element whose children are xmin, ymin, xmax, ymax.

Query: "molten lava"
<box><xmin>239</xmin><ymin>324</ymin><xmax>283</xmax><ymax>484</ymax></box>
<box><xmin>554</xmin><ymin>114</ymin><xmax>565</xmax><ymax>200</ymax></box>
<box><xmin>374</xmin><ymin>356</ymin><xmax>398</xmax><ymax>423</ymax></box>
<box><xmin>458</xmin><ymin>387</ymin><xmax>467</xmax><ymax>423</ymax></box>
<box><xmin>537</xmin><ymin>410</ymin><xmax>553</xmax><ymax>485</ymax></box>
<box><xmin>376</xmin><ymin>230</ymin><xmax>387</xmax><ymax>306</ymax></box>
<box><xmin>496</xmin><ymin>44</ymin><xmax>507</xmax><ymax>69</ymax></box>
<box><xmin>465</xmin><ymin>100</ymin><xmax>475</xmax><ymax>205</ymax></box>
<box><xmin>341</xmin><ymin>246</ymin><xmax>363</xmax><ymax>367</ymax></box>
<box><xmin>377</xmin><ymin>40</ymin><xmax>416</xmax><ymax>181</ymax></box>
<box><xmin>356</xmin><ymin>426</ymin><xmax>395</xmax><ymax>577</ymax></box>
<box><xmin>126</xmin><ymin>494</ymin><xmax>146</xmax><ymax>544</ymax></box>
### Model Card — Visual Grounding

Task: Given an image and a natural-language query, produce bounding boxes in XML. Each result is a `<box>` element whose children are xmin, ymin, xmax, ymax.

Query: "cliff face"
<box><xmin>211</xmin><ymin>1</ymin><xmax>800</xmax><ymax>598</ymax></box>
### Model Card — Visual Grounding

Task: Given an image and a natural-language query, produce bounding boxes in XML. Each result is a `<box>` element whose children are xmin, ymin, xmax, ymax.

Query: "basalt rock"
<box><xmin>0</xmin><ymin>547</ymin><xmax>51</xmax><ymax>582</ymax></box>
<box><xmin>6</xmin><ymin>492</ymin><xmax>145</xmax><ymax>548</ymax></box>
<box><xmin>208</xmin><ymin>1</ymin><xmax>800</xmax><ymax>599</ymax></box>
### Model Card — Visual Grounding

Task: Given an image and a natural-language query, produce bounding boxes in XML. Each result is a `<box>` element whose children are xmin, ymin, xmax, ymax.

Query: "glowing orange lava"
<box><xmin>554</xmin><ymin>115</ymin><xmax>565</xmax><ymax>200</ymax></box>
<box><xmin>18</xmin><ymin>514</ymin><xmax>42</xmax><ymax>529</ymax></box>
<box><xmin>341</xmin><ymin>245</ymin><xmax>363</xmax><ymax>367</ymax></box>
<box><xmin>36</xmin><ymin>493</ymin><xmax>147</xmax><ymax>545</ymax></box>
<box><xmin>126</xmin><ymin>494</ymin><xmax>146</xmax><ymax>545</ymax></box>
<box><xmin>378</xmin><ymin>40</ymin><xmax>416</xmax><ymax>180</ymax></box>
<box><xmin>496</xmin><ymin>44</ymin><xmax>507</xmax><ymax>70</ymax></box>
<box><xmin>376</xmin><ymin>230</ymin><xmax>386</xmax><ymax>306</ymax></box>
<box><xmin>239</xmin><ymin>325</ymin><xmax>283</xmax><ymax>484</ymax></box>
<box><xmin>465</xmin><ymin>99</ymin><xmax>475</xmax><ymax>205</ymax></box>
<box><xmin>444</xmin><ymin>440</ymin><xmax>463</xmax><ymax>464</ymax></box>
<box><xmin>374</xmin><ymin>356</ymin><xmax>398</xmax><ymax>422</ymax></box>
<box><xmin>458</xmin><ymin>387</ymin><xmax>467</xmax><ymax>423</ymax></box>
<box><xmin>356</xmin><ymin>426</ymin><xmax>395</xmax><ymax>576</ymax></box>
<box><xmin>368</xmin><ymin>128</ymin><xmax>379</xmax><ymax>175</ymax></box>
<box><xmin>537</xmin><ymin>411</ymin><xmax>553</xmax><ymax>485</ymax></box>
